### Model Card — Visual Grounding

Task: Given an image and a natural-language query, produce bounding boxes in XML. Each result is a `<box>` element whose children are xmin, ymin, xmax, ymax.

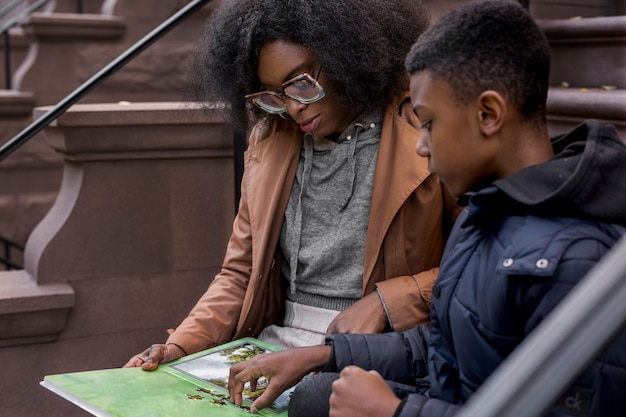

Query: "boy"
<box><xmin>227</xmin><ymin>2</ymin><xmax>626</xmax><ymax>416</ymax></box>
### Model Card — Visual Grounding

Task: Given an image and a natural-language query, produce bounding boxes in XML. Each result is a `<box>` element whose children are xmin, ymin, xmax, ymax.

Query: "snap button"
<box><xmin>536</xmin><ymin>259</ymin><xmax>549</xmax><ymax>269</ymax></box>
<box><xmin>432</xmin><ymin>284</ymin><xmax>441</xmax><ymax>298</ymax></box>
<box><xmin>502</xmin><ymin>258</ymin><xmax>514</xmax><ymax>268</ymax></box>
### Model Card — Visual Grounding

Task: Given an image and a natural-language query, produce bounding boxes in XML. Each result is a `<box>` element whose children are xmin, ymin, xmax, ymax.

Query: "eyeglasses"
<box><xmin>245</xmin><ymin>68</ymin><xmax>326</xmax><ymax>115</ymax></box>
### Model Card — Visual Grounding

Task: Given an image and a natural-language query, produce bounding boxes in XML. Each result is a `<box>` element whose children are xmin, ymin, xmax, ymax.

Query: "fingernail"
<box><xmin>251</xmin><ymin>406</ymin><xmax>258</xmax><ymax>414</ymax></box>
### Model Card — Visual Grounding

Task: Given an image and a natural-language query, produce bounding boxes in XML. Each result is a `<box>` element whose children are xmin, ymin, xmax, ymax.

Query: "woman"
<box><xmin>124</xmin><ymin>0</ymin><xmax>459</xmax><ymax>369</ymax></box>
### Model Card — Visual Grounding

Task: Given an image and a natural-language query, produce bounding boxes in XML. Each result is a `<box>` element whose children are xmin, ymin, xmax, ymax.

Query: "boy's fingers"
<box><xmin>229</xmin><ymin>364</ymin><xmax>257</xmax><ymax>406</ymax></box>
<box><xmin>250</xmin><ymin>392</ymin><xmax>272</xmax><ymax>413</ymax></box>
<box><xmin>228</xmin><ymin>375</ymin><xmax>246</xmax><ymax>406</ymax></box>
<box><xmin>250</xmin><ymin>379</ymin><xmax>282</xmax><ymax>413</ymax></box>
<box><xmin>232</xmin><ymin>392</ymin><xmax>243</xmax><ymax>407</ymax></box>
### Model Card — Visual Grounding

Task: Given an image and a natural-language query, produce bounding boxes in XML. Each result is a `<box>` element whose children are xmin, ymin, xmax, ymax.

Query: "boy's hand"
<box><xmin>329</xmin><ymin>366</ymin><xmax>401</xmax><ymax>417</ymax></box>
<box><xmin>228</xmin><ymin>346</ymin><xmax>331</xmax><ymax>413</ymax></box>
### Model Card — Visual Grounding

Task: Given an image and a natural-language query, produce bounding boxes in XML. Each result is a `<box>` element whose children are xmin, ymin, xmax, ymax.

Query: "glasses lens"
<box><xmin>248</xmin><ymin>92</ymin><xmax>287</xmax><ymax>113</ymax></box>
<box><xmin>245</xmin><ymin>72</ymin><xmax>325</xmax><ymax>115</ymax></box>
<box><xmin>284</xmin><ymin>75</ymin><xmax>325</xmax><ymax>104</ymax></box>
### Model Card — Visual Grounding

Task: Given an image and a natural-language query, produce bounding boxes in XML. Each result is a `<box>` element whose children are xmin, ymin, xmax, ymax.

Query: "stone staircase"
<box><xmin>0</xmin><ymin>0</ymin><xmax>219</xmax><ymax>263</ymax></box>
<box><xmin>541</xmin><ymin>15</ymin><xmax>626</xmax><ymax>138</ymax></box>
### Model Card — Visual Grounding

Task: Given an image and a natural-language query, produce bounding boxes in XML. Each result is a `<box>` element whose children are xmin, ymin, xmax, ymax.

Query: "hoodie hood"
<box><xmin>466</xmin><ymin>121</ymin><xmax>626</xmax><ymax>226</ymax></box>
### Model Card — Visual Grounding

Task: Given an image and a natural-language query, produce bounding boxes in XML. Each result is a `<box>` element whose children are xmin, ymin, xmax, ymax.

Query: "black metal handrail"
<box><xmin>0</xmin><ymin>0</ymin><xmax>28</xmax><ymax>22</ymax></box>
<box><xmin>0</xmin><ymin>0</ymin><xmax>213</xmax><ymax>162</ymax></box>
<box><xmin>1</xmin><ymin>0</ymin><xmax>84</xmax><ymax>21</ymax></box>
<box><xmin>1</xmin><ymin>0</ymin><xmax>51</xmax><ymax>89</ymax></box>
<box><xmin>0</xmin><ymin>234</ymin><xmax>24</xmax><ymax>270</ymax></box>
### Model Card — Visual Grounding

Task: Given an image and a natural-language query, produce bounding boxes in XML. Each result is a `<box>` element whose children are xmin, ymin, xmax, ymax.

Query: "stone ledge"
<box><xmin>547</xmin><ymin>87</ymin><xmax>626</xmax><ymax>139</ymax></box>
<box><xmin>547</xmin><ymin>87</ymin><xmax>626</xmax><ymax>120</ymax></box>
<box><xmin>0</xmin><ymin>269</ymin><xmax>74</xmax><ymax>346</ymax></box>
<box><xmin>21</xmin><ymin>13</ymin><xmax>125</xmax><ymax>40</ymax></box>
<box><xmin>35</xmin><ymin>101</ymin><xmax>222</xmax><ymax>126</ymax></box>
<box><xmin>539</xmin><ymin>16</ymin><xmax>626</xmax><ymax>39</ymax></box>
<box><xmin>34</xmin><ymin>101</ymin><xmax>232</xmax><ymax>159</ymax></box>
<box><xmin>0</xmin><ymin>90</ymin><xmax>35</xmax><ymax>117</ymax></box>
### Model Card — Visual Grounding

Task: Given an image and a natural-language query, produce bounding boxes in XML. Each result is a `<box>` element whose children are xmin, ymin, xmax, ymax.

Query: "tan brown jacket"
<box><xmin>167</xmin><ymin>96</ymin><xmax>459</xmax><ymax>353</ymax></box>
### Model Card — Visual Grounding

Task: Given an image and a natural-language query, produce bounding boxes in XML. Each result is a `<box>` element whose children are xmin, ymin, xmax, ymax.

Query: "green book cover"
<box><xmin>41</xmin><ymin>338</ymin><xmax>292</xmax><ymax>416</ymax></box>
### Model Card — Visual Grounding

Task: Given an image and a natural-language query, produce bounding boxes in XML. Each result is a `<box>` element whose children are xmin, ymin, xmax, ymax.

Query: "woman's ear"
<box><xmin>477</xmin><ymin>91</ymin><xmax>506</xmax><ymax>137</ymax></box>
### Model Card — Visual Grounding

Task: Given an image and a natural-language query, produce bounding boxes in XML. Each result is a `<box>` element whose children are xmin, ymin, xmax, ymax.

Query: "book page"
<box><xmin>167</xmin><ymin>338</ymin><xmax>293</xmax><ymax>414</ymax></box>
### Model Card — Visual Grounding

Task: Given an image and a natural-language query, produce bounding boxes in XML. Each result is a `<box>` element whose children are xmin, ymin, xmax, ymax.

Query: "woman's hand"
<box><xmin>330</xmin><ymin>366</ymin><xmax>401</xmax><ymax>417</ymax></box>
<box><xmin>327</xmin><ymin>291</ymin><xmax>389</xmax><ymax>334</ymax></box>
<box><xmin>228</xmin><ymin>345</ymin><xmax>331</xmax><ymax>413</ymax></box>
<box><xmin>122</xmin><ymin>343</ymin><xmax>185</xmax><ymax>371</ymax></box>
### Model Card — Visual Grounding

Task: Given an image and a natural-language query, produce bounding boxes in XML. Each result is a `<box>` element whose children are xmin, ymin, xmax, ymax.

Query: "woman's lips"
<box><xmin>299</xmin><ymin>115</ymin><xmax>321</xmax><ymax>133</ymax></box>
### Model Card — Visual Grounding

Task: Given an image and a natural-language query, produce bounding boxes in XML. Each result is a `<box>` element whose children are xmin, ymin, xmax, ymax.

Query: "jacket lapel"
<box><xmin>363</xmin><ymin>98</ymin><xmax>431</xmax><ymax>285</ymax></box>
<box><xmin>245</xmin><ymin>124</ymin><xmax>302</xmax><ymax>269</ymax></box>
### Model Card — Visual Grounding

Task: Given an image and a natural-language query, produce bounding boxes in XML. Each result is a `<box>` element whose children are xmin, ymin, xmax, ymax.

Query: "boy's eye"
<box><xmin>420</xmin><ymin>121</ymin><xmax>432</xmax><ymax>131</ymax></box>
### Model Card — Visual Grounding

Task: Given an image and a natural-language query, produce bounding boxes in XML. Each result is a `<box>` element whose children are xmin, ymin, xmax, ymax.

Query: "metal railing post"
<box><xmin>0</xmin><ymin>234</ymin><xmax>24</xmax><ymax>270</ymax></box>
<box><xmin>3</xmin><ymin>30</ymin><xmax>10</xmax><ymax>89</ymax></box>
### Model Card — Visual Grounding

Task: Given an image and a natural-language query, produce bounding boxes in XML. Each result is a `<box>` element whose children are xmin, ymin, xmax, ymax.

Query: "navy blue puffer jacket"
<box><xmin>325</xmin><ymin>121</ymin><xmax>626</xmax><ymax>417</ymax></box>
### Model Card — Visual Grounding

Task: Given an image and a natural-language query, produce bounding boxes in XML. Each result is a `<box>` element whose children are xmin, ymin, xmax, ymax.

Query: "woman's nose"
<box><xmin>285</xmin><ymin>96</ymin><xmax>308</xmax><ymax>117</ymax></box>
<box><xmin>415</xmin><ymin>131</ymin><xmax>430</xmax><ymax>157</ymax></box>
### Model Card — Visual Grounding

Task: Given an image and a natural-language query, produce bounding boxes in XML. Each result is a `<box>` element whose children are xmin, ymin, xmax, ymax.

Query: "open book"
<box><xmin>41</xmin><ymin>338</ymin><xmax>291</xmax><ymax>416</ymax></box>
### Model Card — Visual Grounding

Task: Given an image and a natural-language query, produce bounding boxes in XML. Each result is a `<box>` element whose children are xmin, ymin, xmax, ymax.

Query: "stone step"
<box><xmin>531</xmin><ymin>0</ymin><xmax>626</xmax><ymax>19</ymax></box>
<box><xmin>539</xmin><ymin>15</ymin><xmax>626</xmax><ymax>89</ymax></box>
<box><xmin>547</xmin><ymin>86</ymin><xmax>626</xmax><ymax>138</ymax></box>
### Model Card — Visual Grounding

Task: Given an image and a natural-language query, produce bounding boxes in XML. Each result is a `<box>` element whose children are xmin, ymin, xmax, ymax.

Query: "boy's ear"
<box><xmin>477</xmin><ymin>91</ymin><xmax>506</xmax><ymax>137</ymax></box>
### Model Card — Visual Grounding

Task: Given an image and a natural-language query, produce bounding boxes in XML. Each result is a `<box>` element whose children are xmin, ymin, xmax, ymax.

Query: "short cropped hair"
<box><xmin>187</xmin><ymin>0</ymin><xmax>430</xmax><ymax>131</ymax></box>
<box><xmin>405</xmin><ymin>0</ymin><xmax>550</xmax><ymax>124</ymax></box>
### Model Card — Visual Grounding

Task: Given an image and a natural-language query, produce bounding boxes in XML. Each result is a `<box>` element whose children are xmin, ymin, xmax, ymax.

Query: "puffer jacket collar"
<box><xmin>460</xmin><ymin>120</ymin><xmax>626</xmax><ymax>227</ymax></box>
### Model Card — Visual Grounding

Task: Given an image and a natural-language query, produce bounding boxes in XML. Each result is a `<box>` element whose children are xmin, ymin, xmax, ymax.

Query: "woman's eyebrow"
<box><xmin>283</xmin><ymin>62</ymin><xmax>315</xmax><ymax>80</ymax></box>
<box><xmin>261</xmin><ymin>62</ymin><xmax>316</xmax><ymax>89</ymax></box>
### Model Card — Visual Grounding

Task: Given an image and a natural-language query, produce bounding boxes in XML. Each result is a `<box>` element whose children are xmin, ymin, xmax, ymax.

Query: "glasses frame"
<box><xmin>245</xmin><ymin>68</ymin><xmax>325</xmax><ymax>117</ymax></box>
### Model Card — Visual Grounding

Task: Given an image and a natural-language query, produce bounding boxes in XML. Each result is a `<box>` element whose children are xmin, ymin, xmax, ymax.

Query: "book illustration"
<box><xmin>169</xmin><ymin>340</ymin><xmax>294</xmax><ymax>413</ymax></box>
